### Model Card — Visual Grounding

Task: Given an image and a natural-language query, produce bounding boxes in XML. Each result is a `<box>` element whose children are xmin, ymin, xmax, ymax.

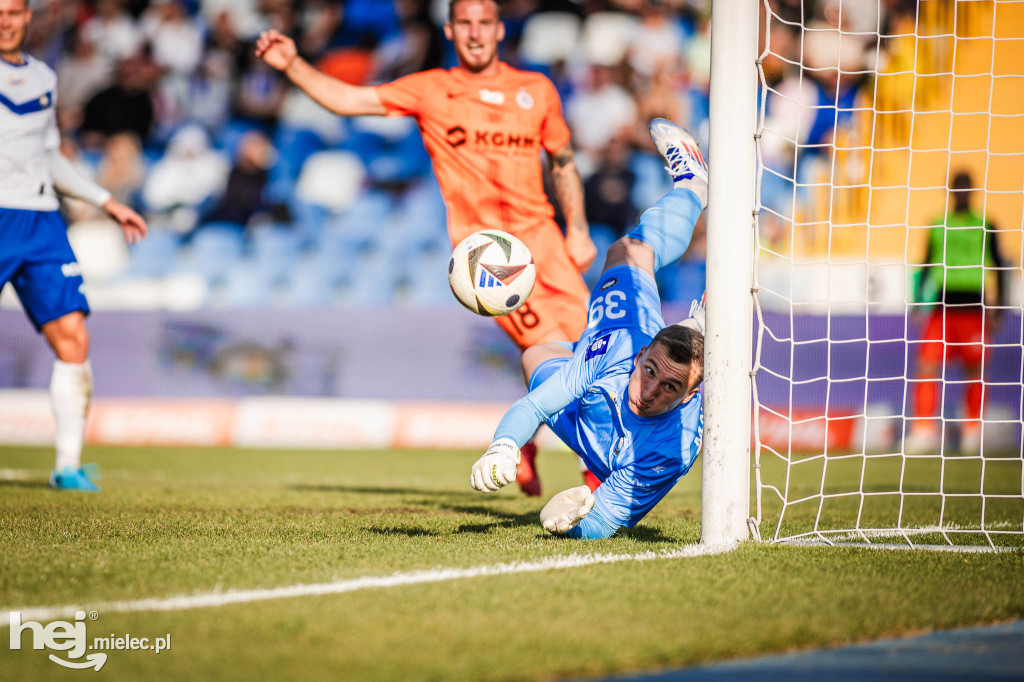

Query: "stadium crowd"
<box><xmin>8</xmin><ymin>0</ymin><xmax>706</xmax><ymax>308</ymax></box>
<box><xmin>20</xmin><ymin>0</ymin><xmax>905</xmax><ymax>309</ymax></box>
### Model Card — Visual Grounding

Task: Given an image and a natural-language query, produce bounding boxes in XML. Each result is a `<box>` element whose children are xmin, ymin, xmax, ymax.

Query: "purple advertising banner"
<box><xmin>1</xmin><ymin>309</ymin><xmax>1021</xmax><ymax>420</ymax></box>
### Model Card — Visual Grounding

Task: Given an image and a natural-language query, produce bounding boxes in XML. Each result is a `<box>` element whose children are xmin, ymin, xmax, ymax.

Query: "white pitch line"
<box><xmin>3</xmin><ymin>543</ymin><xmax>735</xmax><ymax>625</ymax></box>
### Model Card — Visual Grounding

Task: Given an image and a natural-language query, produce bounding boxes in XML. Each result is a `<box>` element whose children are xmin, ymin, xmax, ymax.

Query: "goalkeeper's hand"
<box><xmin>540</xmin><ymin>485</ymin><xmax>596</xmax><ymax>534</ymax></box>
<box><xmin>470</xmin><ymin>438</ymin><xmax>520</xmax><ymax>493</ymax></box>
<box><xmin>678</xmin><ymin>294</ymin><xmax>705</xmax><ymax>335</ymax></box>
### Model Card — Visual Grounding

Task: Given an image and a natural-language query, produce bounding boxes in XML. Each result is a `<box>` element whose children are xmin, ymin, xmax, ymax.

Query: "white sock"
<box><xmin>50</xmin><ymin>360</ymin><xmax>93</xmax><ymax>471</ymax></box>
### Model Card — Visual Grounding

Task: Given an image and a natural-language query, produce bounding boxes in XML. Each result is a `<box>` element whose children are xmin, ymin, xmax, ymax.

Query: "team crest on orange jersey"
<box><xmin>516</xmin><ymin>88</ymin><xmax>534</xmax><ymax>110</ymax></box>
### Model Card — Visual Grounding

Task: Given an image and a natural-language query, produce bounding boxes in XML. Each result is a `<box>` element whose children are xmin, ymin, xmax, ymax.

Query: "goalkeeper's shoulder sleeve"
<box><xmin>493</xmin><ymin>371</ymin><xmax>574</xmax><ymax>447</ymax></box>
<box><xmin>563</xmin><ymin>505</ymin><xmax>620</xmax><ymax>540</ymax></box>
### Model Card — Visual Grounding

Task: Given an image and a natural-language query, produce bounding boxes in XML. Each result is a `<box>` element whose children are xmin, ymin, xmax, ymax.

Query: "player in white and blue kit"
<box><xmin>470</xmin><ymin>118</ymin><xmax>708</xmax><ymax>539</ymax></box>
<box><xmin>1</xmin><ymin>0</ymin><xmax>147</xmax><ymax>491</ymax></box>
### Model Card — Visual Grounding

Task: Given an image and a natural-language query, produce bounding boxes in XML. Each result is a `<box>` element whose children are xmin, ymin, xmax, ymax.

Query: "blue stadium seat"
<box><xmin>288</xmin><ymin>200</ymin><xmax>329</xmax><ymax>248</ymax></box>
<box><xmin>283</xmin><ymin>257</ymin><xmax>339</xmax><ymax>307</ymax></box>
<box><xmin>630</xmin><ymin>152</ymin><xmax>673</xmax><ymax>211</ymax></box>
<box><xmin>658</xmin><ymin>260</ymin><xmax>706</xmax><ymax>306</ymax></box>
<box><xmin>272</xmin><ymin>126</ymin><xmax>326</xmax><ymax>186</ymax></box>
<box><xmin>400</xmin><ymin>248</ymin><xmax>459</xmax><ymax>308</ymax></box>
<box><xmin>329</xmin><ymin>190</ymin><xmax>396</xmax><ymax>247</ymax></box>
<box><xmin>124</xmin><ymin>229</ymin><xmax>182</xmax><ymax>279</ymax></box>
<box><xmin>179</xmin><ymin>223</ymin><xmax>244</xmax><ymax>286</ymax></box>
<box><xmin>344</xmin><ymin>116</ymin><xmax>431</xmax><ymax>184</ymax></box>
<box><xmin>219</xmin><ymin>264</ymin><xmax>275</xmax><ymax>308</ymax></box>
<box><xmin>394</xmin><ymin>179</ymin><xmax>448</xmax><ymax>244</ymax></box>
<box><xmin>250</xmin><ymin>225</ymin><xmax>301</xmax><ymax>286</ymax></box>
<box><xmin>342</xmin><ymin>248</ymin><xmax>398</xmax><ymax>307</ymax></box>
<box><xmin>583</xmin><ymin>223</ymin><xmax>620</xmax><ymax>289</ymax></box>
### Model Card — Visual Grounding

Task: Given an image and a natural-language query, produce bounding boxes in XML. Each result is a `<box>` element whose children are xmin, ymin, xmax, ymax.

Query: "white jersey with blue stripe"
<box><xmin>0</xmin><ymin>54</ymin><xmax>62</xmax><ymax>211</ymax></box>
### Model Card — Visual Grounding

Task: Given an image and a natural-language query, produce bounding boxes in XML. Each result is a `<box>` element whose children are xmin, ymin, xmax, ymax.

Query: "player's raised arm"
<box><xmin>549</xmin><ymin>144</ymin><xmax>596</xmax><ymax>273</ymax></box>
<box><xmin>254</xmin><ymin>30</ymin><xmax>387</xmax><ymax>117</ymax></box>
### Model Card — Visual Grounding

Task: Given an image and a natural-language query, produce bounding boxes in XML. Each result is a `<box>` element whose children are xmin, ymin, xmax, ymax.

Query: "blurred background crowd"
<box><xmin>14</xmin><ymin>0</ymin><xmax>911</xmax><ymax>310</ymax></box>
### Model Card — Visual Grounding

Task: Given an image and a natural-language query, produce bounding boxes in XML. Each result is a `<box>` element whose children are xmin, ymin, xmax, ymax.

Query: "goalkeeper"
<box><xmin>470</xmin><ymin>118</ymin><xmax>707</xmax><ymax>539</ymax></box>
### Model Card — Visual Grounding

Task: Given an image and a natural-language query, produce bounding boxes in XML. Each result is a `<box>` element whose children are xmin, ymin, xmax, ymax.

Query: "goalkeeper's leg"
<box><xmin>602</xmin><ymin>119</ymin><xmax>707</xmax><ymax>280</ymax></box>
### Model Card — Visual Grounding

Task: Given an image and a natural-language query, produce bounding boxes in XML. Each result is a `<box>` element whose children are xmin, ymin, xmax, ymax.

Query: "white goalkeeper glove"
<box><xmin>540</xmin><ymin>485</ymin><xmax>596</xmax><ymax>534</ymax></box>
<box><xmin>470</xmin><ymin>438</ymin><xmax>520</xmax><ymax>493</ymax></box>
<box><xmin>678</xmin><ymin>294</ymin><xmax>705</xmax><ymax>335</ymax></box>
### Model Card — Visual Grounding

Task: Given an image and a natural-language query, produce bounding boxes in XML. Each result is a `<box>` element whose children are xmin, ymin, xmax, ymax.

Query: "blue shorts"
<box><xmin>0</xmin><ymin>208</ymin><xmax>89</xmax><ymax>330</ymax></box>
<box><xmin>529</xmin><ymin>265</ymin><xmax>665</xmax><ymax>390</ymax></box>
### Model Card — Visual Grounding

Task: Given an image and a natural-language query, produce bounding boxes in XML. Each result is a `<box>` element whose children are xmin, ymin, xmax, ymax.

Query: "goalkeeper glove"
<box><xmin>540</xmin><ymin>485</ymin><xmax>596</xmax><ymax>534</ymax></box>
<box><xmin>470</xmin><ymin>438</ymin><xmax>520</xmax><ymax>493</ymax></box>
<box><xmin>678</xmin><ymin>293</ymin><xmax>705</xmax><ymax>335</ymax></box>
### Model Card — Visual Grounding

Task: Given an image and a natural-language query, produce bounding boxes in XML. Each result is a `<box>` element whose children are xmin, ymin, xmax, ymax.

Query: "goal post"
<box><xmin>700</xmin><ymin>0</ymin><xmax>759</xmax><ymax>546</ymax></box>
<box><xmin>704</xmin><ymin>0</ymin><xmax>1024</xmax><ymax>550</ymax></box>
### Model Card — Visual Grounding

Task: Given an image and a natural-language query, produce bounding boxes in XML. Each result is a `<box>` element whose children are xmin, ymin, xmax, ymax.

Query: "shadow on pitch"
<box><xmin>618</xmin><ymin>525</ymin><xmax>683</xmax><ymax>544</ymax></box>
<box><xmin>288</xmin><ymin>483</ymin><xmax>480</xmax><ymax>501</ymax></box>
<box><xmin>0</xmin><ymin>479</ymin><xmax>50</xmax><ymax>489</ymax></box>
<box><xmin>363</xmin><ymin>525</ymin><xmax>443</xmax><ymax>538</ymax></box>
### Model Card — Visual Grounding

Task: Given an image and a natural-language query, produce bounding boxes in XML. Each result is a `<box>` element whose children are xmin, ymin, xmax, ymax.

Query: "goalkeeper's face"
<box><xmin>444</xmin><ymin>0</ymin><xmax>504</xmax><ymax>75</ymax></box>
<box><xmin>627</xmin><ymin>342</ymin><xmax>700</xmax><ymax>418</ymax></box>
<box><xmin>0</xmin><ymin>0</ymin><xmax>31</xmax><ymax>59</ymax></box>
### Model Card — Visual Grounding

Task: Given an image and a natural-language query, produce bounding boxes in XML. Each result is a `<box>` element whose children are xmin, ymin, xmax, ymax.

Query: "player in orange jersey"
<box><xmin>256</xmin><ymin>0</ymin><xmax>599</xmax><ymax>495</ymax></box>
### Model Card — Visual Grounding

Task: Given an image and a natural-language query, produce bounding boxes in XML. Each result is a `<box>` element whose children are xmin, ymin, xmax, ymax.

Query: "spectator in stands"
<box><xmin>141</xmin><ymin>124</ymin><xmax>229</xmax><ymax>233</ymax></box>
<box><xmin>141</xmin><ymin>0</ymin><xmax>204</xmax><ymax>130</ymax></box>
<box><xmin>232</xmin><ymin>43</ymin><xmax>289</xmax><ymax>129</ymax></box>
<box><xmin>633</xmin><ymin>61</ymin><xmax>690</xmax><ymax>153</ymax></box>
<box><xmin>565</xmin><ymin>62</ymin><xmax>638</xmax><ymax>168</ymax></box>
<box><xmin>204</xmin><ymin>130</ymin><xmax>277</xmax><ymax>228</ymax></box>
<box><xmin>55</xmin><ymin>31</ymin><xmax>111</xmax><ymax>132</ymax></box>
<box><xmin>627</xmin><ymin>0</ymin><xmax>685</xmax><ymax>80</ymax></box>
<box><xmin>188</xmin><ymin>48</ymin><xmax>235</xmax><ymax>134</ymax></box>
<box><xmin>584</xmin><ymin>131</ymin><xmax>638</xmax><ymax>237</ymax></box>
<box><xmin>801</xmin><ymin>0</ymin><xmax>873</xmax><ymax>149</ymax></box>
<box><xmin>95</xmin><ymin>132</ymin><xmax>146</xmax><ymax>209</ymax></box>
<box><xmin>79</xmin><ymin>52</ymin><xmax>157</xmax><ymax>151</ymax></box>
<box><xmin>906</xmin><ymin>171</ymin><xmax>1008</xmax><ymax>455</ymax></box>
<box><xmin>80</xmin><ymin>0</ymin><xmax>143</xmax><ymax>66</ymax></box>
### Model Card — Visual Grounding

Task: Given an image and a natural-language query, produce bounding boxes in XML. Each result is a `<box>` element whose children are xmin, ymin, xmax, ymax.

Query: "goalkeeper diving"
<box><xmin>470</xmin><ymin>118</ymin><xmax>708</xmax><ymax>539</ymax></box>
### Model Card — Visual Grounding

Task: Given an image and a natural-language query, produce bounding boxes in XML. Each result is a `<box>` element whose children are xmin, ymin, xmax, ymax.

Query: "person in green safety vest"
<box><xmin>905</xmin><ymin>171</ymin><xmax>1008</xmax><ymax>456</ymax></box>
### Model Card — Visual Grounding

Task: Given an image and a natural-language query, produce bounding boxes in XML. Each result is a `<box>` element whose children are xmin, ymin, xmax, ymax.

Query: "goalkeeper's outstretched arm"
<box><xmin>469</xmin><ymin>375</ymin><xmax>574</xmax><ymax>493</ymax></box>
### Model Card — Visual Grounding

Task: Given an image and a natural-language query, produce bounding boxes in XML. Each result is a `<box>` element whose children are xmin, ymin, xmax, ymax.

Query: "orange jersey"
<box><xmin>375</xmin><ymin>62</ymin><xmax>571</xmax><ymax>244</ymax></box>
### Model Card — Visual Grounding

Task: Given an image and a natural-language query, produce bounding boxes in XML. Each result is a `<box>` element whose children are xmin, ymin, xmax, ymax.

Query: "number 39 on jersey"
<box><xmin>587</xmin><ymin>290</ymin><xmax>627</xmax><ymax>328</ymax></box>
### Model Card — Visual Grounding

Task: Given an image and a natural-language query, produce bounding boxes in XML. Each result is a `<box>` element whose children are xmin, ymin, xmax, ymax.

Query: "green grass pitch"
<box><xmin>1</xmin><ymin>444</ymin><xmax>1022</xmax><ymax>681</ymax></box>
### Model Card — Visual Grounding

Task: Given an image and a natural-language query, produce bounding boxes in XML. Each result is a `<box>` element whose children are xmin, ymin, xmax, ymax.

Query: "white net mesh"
<box><xmin>751</xmin><ymin>0</ymin><xmax>1024</xmax><ymax>549</ymax></box>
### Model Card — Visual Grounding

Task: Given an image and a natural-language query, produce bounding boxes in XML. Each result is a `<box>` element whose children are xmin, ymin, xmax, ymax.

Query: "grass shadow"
<box><xmin>445</xmin><ymin>504</ymin><xmax>537</xmax><ymax>525</ymax></box>
<box><xmin>0</xmin><ymin>479</ymin><xmax>50</xmax><ymax>489</ymax></box>
<box><xmin>288</xmin><ymin>484</ymin><xmax>479</xmax><ymax>501</ymax></box>
<box><xmin>620</xmin><ymin>525</ymin><xmax>690</xmax><ymax>544</ymax></box>
<box><xmin>363</xmin><ymin>525</ymin><xmax>443</xmax><ymax>538</ymax></box>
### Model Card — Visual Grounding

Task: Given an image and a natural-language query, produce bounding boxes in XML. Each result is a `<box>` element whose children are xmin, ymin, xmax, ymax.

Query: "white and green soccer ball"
<box><xmin>448</xmin><ymin>230</ymin><xmax>536</xmax><ymax>317</ymax></box>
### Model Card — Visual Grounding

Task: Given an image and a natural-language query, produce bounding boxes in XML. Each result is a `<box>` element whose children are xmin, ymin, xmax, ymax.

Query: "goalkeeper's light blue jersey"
<box><xmin>493</xmin><ymin>265</ymin><xmax>704</xmax><ymax>536</ymax></box>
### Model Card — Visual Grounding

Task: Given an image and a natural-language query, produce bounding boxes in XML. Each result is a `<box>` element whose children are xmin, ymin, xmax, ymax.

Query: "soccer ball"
<box><xmin>448</xmin><ymin>230</ymin><xmax>536</xmax><ymax>316</ymax></box>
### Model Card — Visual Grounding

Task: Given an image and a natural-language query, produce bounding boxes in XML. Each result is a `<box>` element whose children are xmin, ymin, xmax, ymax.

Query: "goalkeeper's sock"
<box><xmin>50</xmin><ymin>359</ymin><xmax>92</xmax><ymax>472</ymax></box>
<box><xmin>626</xmin><ymin>187</ymin><xmax>704</xmax><ymax>272</ymax></box>
<box><xmin>516</xmin><ymin>441</ymin><xmax>541</xmax><ymax>497</ymax></box>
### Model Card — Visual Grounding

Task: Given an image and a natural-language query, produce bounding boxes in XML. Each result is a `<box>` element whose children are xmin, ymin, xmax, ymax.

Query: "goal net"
<box><xmin>749</xmin><ymin>0</ymin><xmax>1024</xmax><ymax>549</ymax></box>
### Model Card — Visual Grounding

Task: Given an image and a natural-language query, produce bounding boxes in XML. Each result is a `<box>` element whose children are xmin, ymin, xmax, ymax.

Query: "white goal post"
<box><xmin>701</xmin><ymin>0</ymin><xmax>758</xmax><ymax>546</ymax></box>
<box><xmin>702</xmin><ymin>0</ymin><xmax>1024</xmax><ymax>550</ymax></box>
